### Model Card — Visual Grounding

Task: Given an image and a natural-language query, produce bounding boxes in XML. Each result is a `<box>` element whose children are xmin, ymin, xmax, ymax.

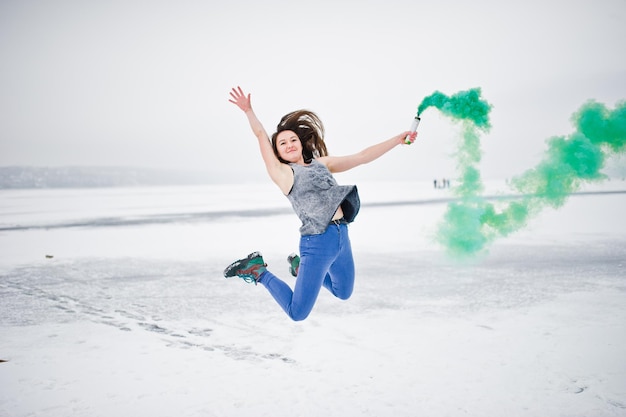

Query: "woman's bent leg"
<box><xmin>258</xmin><ymin>227</ymin><xmax>338</xmax><ymax>321</ymax></box>
<box><xmin>322</xmin><ymin>223</ymin><xmax>355</xmax><ymax>300</ymax></box>
<box><xmin>259</xmin><ymin>268</ymin><xmax>326</xmax><ymax>321</ymax></box>
<box><xmin>258</xmin><ymin>271</ymin><xmax>297</xmax><ymax>315</ymax></box>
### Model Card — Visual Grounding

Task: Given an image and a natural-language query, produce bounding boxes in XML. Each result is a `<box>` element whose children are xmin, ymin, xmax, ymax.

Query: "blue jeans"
<box><xmin>258</xmin><ymin>222</ymin><xmax>354</xmax><ymax>321</ymax></box>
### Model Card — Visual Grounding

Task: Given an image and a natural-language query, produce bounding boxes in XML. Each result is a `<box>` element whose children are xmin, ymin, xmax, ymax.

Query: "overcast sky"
<box><xmin>1</xmin><ymin>0</ymin><xmax>625</xmax><ymax>183</ymax></box>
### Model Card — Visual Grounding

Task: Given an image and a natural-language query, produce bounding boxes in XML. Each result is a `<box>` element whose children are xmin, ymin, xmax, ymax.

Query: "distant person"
<box><xmin>223</xmin><ymin>86</ymin><xmax>417</xmax><ymax>321</ymax></box>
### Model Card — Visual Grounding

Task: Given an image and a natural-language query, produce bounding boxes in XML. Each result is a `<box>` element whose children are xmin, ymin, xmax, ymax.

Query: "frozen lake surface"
<box><xmin>1</xmin><ymin>181</ymin><xmax>625</xmax><ymax>416</ymax></box>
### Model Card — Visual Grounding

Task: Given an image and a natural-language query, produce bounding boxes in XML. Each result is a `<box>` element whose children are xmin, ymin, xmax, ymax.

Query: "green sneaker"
<box><xmin>224</xmin><ymin>251</ymin><xmax>267</xmax><ymax>285</ymax></box>
<box><xmin>287</xmin><ymin>252</ymin><xmax>300</xmax><ymax>277</ymax></box>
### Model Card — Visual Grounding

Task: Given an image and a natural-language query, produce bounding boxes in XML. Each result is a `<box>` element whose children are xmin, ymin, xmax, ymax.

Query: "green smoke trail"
<box><xmin>417</xmin><ymin>88</ymin><xmax>492</xmax><ymax>130</ymax></box>
<box><xmin>419</xmin><ymin>89</ymin><xmax>626</xmax><ymax>258</ymax></box>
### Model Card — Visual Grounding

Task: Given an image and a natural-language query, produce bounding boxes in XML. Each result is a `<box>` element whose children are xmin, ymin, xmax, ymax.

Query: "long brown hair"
<box><xmin>271</xmin><ymin>110</ymin><xmax>328</xmax><ymax>164</ymax></box>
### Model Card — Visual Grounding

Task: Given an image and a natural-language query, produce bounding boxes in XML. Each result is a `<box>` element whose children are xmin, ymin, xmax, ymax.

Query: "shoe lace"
<box><xmin>238</xmin><ymin>273</ymin><xmax>257</xmax><ymax>285</ymax></box>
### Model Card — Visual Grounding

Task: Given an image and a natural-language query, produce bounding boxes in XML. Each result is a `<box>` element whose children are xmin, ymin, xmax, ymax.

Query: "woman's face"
<box><xmin>275</xmin><ymin>130</ymin><xmax>304</xmax><ymax>164</ymax></box>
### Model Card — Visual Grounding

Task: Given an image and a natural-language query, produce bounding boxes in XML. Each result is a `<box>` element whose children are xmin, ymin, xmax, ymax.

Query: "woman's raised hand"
<box><xmin>394</xmin><ymin>131</ymin><xmax>417</xmax><ymax>145</ymax></box>
<box><xmin>404</xmin><ymin>130</ymin><xmax>417</xmax><ymax>145</ymax></box>
<box><xmin>228</xmin><ymin>86</ymin><xmax>252</xmax><ymax>112</ymax></box>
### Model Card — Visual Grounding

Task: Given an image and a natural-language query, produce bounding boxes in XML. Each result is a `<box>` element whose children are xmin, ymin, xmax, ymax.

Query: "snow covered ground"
<box><xmin>1</xmin><ymin>181</ymin><xmax>625</xmax><ymax>417</ymax></box>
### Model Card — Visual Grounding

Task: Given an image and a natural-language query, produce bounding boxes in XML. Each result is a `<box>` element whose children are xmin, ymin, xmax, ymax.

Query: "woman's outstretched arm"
<box><xmin>318</xmin><ymin>131</ymin><xmax>417</xmax><ymax>174</ymax></box>
<box><xmin>228</xmin><ymin>86</ymin><xmax>293</xmax><ymax>192</ymax></box>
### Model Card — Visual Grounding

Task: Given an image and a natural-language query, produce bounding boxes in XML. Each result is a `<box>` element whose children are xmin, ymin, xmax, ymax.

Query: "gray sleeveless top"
<box><xmin>287</xmin><ymin>159</ymin><xmax>360</xmax><ymax>235</ymax></box>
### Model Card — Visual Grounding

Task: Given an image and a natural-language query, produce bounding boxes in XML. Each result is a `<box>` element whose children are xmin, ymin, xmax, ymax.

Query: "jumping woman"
<box><xmin>224</xmin><ymin>86</ymin><xmax>417</xmax><ymax>321</ymax></box>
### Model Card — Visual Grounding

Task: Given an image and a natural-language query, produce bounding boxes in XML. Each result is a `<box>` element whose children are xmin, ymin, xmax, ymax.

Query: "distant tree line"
<box><xmin>0</xmin><ymin>166</ymin><xmax>216</xmax><ymax>189</ymax></box>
